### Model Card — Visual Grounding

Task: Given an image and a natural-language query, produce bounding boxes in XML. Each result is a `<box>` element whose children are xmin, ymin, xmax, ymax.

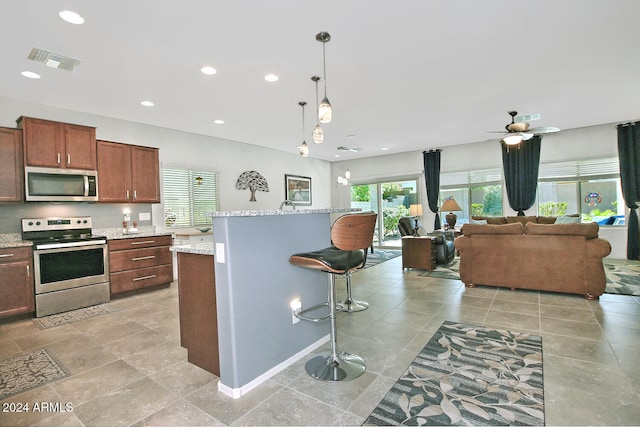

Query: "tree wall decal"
<box><xmin>236</xmin><ymin>170</ymin><xmax>269</xmax><ymax>202</ymax></box>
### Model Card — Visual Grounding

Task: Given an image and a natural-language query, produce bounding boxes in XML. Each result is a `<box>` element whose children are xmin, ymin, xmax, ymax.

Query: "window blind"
<box><xmin>538</xmin><ymin>157</ymin><xmax>619</xmax><ymax>180</ymax></box>
<box><xmin>441</xmin><ymin>168</ymin><xmax>502</xmax><ymax>187</ymax></box>
<box><xmin>163</xmin><ymin>168</ymin><xmax>219</xmax><ymax>227</ymax></box>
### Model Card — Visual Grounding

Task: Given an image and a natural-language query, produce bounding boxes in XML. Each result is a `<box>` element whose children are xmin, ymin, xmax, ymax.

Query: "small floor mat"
<box><xmin>0</xmin><ymin>349</ymin><xmax>69</xmax><ymax>399</ymax></box>
<box><xmin>32</xmin><ymin>303</ymin><xmax>119</xmax><ymax>329</ymax></box>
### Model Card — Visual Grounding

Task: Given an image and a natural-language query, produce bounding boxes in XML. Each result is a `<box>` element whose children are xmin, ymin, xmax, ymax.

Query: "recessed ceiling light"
<box><xmin>264</xmin><ymin>73</ymin><xmax>279</xmax><ymax>82</ymax></box>
<box><xmin>59</xmin><ymin>10</ymin><xmax>84</xmax><ymax>25</ymax></box>
<box><xmin>201</xmin><ymin>66</ymin><xmax>217</xmax><ymax>75</ymax></box>
<box><xmin>214</xmin><ymin>119</ymin><xmax>224</xmax><ymax>125</ymax></box>
<box><xmin>334</xmin><ymin>154</ymin><xmax>341</xmax><ymax>158</ymax></box>
<box><xmin>21</xmin><ymin>71</ymin><xmax>41</xmax><ymax>79</ymax></box>
<box><xmin>140</xmin><ymin>100</ymin><xmax>154</xmax><ymax>107</ymax></box>
<box><xmin>381</xmin><ymin>147</ymin><xmax>390</xmax><ymax>151</ymax></box>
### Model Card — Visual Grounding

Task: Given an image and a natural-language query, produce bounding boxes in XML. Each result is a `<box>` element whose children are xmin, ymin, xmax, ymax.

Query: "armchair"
<box><xmin>398</xmin><ymin>217</ymin><xmax>455</xmax><ymax>266</ymax></box>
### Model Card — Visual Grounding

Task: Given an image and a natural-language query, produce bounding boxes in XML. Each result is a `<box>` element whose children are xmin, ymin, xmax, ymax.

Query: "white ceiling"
<box><xmin>2</xmin><ymin>0</ymin><xmax>639</xmax><ymax>162</ymax></box>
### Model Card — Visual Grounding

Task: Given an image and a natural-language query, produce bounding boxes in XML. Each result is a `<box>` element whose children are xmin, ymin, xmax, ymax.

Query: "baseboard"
<box><xmin>217</xmin><ymin>334</ymin><xmax>329</xmax><ymax>399</ymax></box>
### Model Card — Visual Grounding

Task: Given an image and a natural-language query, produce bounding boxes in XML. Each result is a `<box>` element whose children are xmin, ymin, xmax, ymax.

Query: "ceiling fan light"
<box><xmin>319</xmin><ymin>97</ymin><xmax>332</xmax><ymax>123</ymax></box>
<box><xmin>312</xmin><ymin>124</ymin><xmax>323</xmax><ymax>144</ymax></box>
<box><xmin>503</xmin><ymin>134</ymin><xmax>523</xmax><ymax>145</ymax></box>
<box><xmin>344</xmin><ymin>170</ymin><xmax>351</xmax><ymax>179</ymax></box>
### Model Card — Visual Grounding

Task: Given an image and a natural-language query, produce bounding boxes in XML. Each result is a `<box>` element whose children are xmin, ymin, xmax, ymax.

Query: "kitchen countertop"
<box><xmin>0</xmin><ymin>234</ymin><xmax>32</xmax><ymax>249</ymax></box>
<box><xmin>207</xmin><ymin>208</ymin><xmax>359</xmax><ymax>218</ymax></box>
<box><xmin>170</xmin><ymin>242</ymin><xmax>214</xmax><ymax>256</ymax></box>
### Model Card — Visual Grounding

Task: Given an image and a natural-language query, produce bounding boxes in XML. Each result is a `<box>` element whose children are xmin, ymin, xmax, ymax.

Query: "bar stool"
<box><xmin>289</xmin><ymin>212</ymin><xmax>377</xmax><ymax>382</ymax></box>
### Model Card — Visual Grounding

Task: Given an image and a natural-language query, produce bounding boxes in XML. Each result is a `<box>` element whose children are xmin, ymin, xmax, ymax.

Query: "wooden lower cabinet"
<box><xmin>108</xmin><ymin>235</ymin><xmax>173</xmax><ymax>296</ymax></box>
<box><xmin>0</xmin><ymin>246</ymin><xmax>35</xmax><ymax>318</ymax></box>
<box><xmin>177</xmin><ymin>252</ymin><xmax>219</xmax><ymax>376</ymax></box>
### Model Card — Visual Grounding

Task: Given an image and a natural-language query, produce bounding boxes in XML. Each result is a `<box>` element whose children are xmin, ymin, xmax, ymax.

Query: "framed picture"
<box><xmin>285</xmin><ymin>174</ymin><xmax>312</xmax><ymax>206</ymax></box>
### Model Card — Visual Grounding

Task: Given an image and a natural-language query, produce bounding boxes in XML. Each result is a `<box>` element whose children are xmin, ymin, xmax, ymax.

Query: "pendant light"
<box><xmin>311</xmin><ymin>75</ymin><xmax>324</xmax><ymax>144</ymax></box>
<box><xmin>297</xmin><ymin>101</ymin><xmax>309</xmax><ymax>157</ymax></box>
<box><xmin>316</xmin><ymin>32</ymin><xmax>332</xmax><ymax>123</ymax></box>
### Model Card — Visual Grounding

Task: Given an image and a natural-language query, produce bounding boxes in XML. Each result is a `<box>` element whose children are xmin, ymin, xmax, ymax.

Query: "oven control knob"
<box><xmin>28</xmin><ymin>221</ymin><xmax>34</xmax><ymax>226</ymax></box>
<box><xmin>36</xmin><ymin>221</ymin><xmax>41</xmax><ymax>226</ymax></box>
<box><xmin>83</xmin><ymin>220</ymin><xmax>88</xmax><ymax>224</ymax></box>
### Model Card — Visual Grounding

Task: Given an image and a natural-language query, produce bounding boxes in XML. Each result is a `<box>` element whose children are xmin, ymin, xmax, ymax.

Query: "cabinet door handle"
<box><xmin>67</xmin><ymin>154</ymin><xmax>71</xmax><ymax>165</ymax></box>
<box><xmin>0</xmin><ymin>253</ymin><xmax>14</xmax><ymax>258</ymax></box>
<box><xmin>130</xmin><ymin>240</ymin><xmax>155</xmax><ymax>245</ymax></box>
<box><xmin>133</xmin><ymin>274</ymin><xmax>156</xmax><ymax>281</ymax></box>
<box><xmin>57</xmin><ymin>153</ymin><xmax>61</xmax><ymax>164</ymax></box>
<box><xmin>133</xmin><ymin>190</ymin><xmax>137</xmax><ymax>200</ymax></box>
<box><xmin>27</xmin><ymin>265</ymin><xmax>30</xmax><ymax>277</ymax></box>
<box><xmin>131</xmin><ymin>255</ymin><xmax>156</xmax><ymax>261</ymax></box>
<box><xmin>126</xmin><ymin>190</ymin><xmax>130</xmax><ymax>200</ymax></box>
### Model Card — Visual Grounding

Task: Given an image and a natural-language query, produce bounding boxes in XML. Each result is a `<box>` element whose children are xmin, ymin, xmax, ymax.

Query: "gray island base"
<box><xmin>210</xmin><ymin>208</ymin><xmax>357</xmax><ymax>398</ymax></box>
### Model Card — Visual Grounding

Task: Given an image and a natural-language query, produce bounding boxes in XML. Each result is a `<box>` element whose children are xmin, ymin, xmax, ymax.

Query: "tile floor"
<box><xmin>1</xmin><ymin>256</ymin><xmax>639</xmax><ymax>426</ymax></box>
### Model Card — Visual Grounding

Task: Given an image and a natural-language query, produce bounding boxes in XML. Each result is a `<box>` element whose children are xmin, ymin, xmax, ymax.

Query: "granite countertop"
<box><xmin>0</xmin><ymin>234</ymin><xmax>32</xmax><ymax>249</ymax></box>
<box><xmin>208</xmin><ymin>208</ymin><xmax>360</xmax><ymax>218</ymax></box>
<box><xmin>170</xmin><ymin>242</ymin><xmax>214</xmax><ymax>256</ymax></box>
<box><xmin>94</xmin><ymin>226</ymin><xmax>173</xmax><ymax>240</ymax></box>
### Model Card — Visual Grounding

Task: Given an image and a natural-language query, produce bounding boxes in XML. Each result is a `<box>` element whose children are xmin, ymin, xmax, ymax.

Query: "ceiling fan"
<box><xmin>492</xmin><ymin>111</ymin><xmax>561</xmax><ymax>145</ymax></box>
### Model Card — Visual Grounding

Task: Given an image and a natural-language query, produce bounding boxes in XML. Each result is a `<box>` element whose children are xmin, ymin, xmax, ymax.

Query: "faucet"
<box><xmin>279</xmin><ymin>200</ymin><xmax>296</xmax><ymax>210</ymax></box>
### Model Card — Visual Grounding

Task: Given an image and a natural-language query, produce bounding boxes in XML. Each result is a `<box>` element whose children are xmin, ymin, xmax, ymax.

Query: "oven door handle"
<box><xmin>36</xmin><ymin>240</ymin><xmax>107</xmax><ymax>250</ymax></box>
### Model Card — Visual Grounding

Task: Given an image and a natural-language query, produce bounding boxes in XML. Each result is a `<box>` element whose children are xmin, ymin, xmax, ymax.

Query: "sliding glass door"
<box><xmin>350</xmin><ymin>179</ymin><xmax>418</xmax><ymax>248</ymax></box>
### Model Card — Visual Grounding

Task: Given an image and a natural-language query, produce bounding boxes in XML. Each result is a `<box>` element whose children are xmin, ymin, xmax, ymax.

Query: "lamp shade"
<box><xmin>409</xmin><ymin>204</ymin><xmax>423</xmax><ymax>216</ymax></box>
<box><xmin>441</xmin><ymin>198</ymin><xmax>461</xmax><ymax>212</ymax></box>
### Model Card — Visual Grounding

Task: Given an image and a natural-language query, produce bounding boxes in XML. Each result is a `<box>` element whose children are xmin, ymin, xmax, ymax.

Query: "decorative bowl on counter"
<box><xmin>196</xmin><ymin>227</ymin><xmax>211</xmax><ymax>233</ymax></box>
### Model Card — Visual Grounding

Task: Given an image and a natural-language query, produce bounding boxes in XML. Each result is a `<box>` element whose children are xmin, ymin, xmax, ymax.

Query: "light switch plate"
<box><xmin>215</xmin><ymin>243</ymin><xmax>225</xmax><ymax>263</ymax></box>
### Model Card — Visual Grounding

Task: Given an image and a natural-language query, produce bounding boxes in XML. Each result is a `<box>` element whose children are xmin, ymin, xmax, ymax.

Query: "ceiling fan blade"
<box><xmin>521</xmin><ymin>132</ymin><xmax>534</xmax><ymax>140</ymax></box>
<box><xmin>529</xmin><ymin>126</ymin><xmax>561</xmax><ymax>134</ymax></box>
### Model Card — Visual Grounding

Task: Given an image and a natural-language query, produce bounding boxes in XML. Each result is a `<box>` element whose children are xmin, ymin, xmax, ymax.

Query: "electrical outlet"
<box><xmin>290</xmin><ymin>299</ymin><xmax>302</xmax><ymax>324</ymax></box>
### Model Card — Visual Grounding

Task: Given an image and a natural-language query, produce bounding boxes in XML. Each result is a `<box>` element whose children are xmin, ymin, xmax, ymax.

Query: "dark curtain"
<box><xmin>617</xmin><ymin>121</ymin><xmax>640</xmax><ymax>260</ymax></box>
<box><xmin>423</xmin><ymin>149</ymin><xmax>442</xmax><ymax>230</ymax></box>
<box><xmin>501</xmin><ymin>136</ymin><xmax>542</xmax><ymax>216</ymax></box>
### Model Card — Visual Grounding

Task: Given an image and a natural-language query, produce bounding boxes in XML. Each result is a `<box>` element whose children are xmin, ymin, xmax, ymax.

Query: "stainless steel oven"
<box><xmin>22</xmin><ymin>217</ymin><xmax>110</xmax><ymax>317</ymax></box>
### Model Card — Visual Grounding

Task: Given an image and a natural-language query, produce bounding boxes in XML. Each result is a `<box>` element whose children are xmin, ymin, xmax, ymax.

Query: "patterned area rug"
<box><xmin>418</xmin><ymin>259</ymin><xmax>640</xmax><ymax>296</ymax></box>
<box><xmin>365</xmin><ymin>321</ymin><xmax>544</xmax><ymax>426</ymax></box>
<box><xmin>364</xmin><ymin>249</ymin><xmax>402</xmax><ymax>269</ymax></box>
<box><xmin>32</xmin><ymin>303</ymin><xmax>119</xmax><ymax>329</ymax></box>
<box><xmin>0</xmin><ymin>349</ymin><xmax>68</xmax><ymax>399</ymax></box>
<box><xmin>603</xmin><ymin>261</ymin><xmax>640</xmax><ymax>296</ymax></box>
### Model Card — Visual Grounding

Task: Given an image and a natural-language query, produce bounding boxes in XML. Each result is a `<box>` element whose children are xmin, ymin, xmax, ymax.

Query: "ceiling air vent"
<box><xmin>337</xmin><ymin>146</ymin><xmax>362</xmax><ymax>152</ymax></box>
<box><xmin>27</xmin><ymin>47</ymin><xmax>81</xmax><ymax>72</ymax></box>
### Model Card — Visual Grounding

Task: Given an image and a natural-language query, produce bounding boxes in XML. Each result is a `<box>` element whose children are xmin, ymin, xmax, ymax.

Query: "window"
<box><xmin>441</xmin><ymin>168</ymin><xmax>503</xmax><ymax>225</ymax></box>
<box><xmin>162</xmin><ymin>168</ymin><xmax>219</xmax><ymax>227</ymax></box>
<box><xmin>537</xmin><ymin>158</ymin><xmax>624</xmax><ymax>225</ymax></box>
<box><xmin>350</xmin><ymin>179</ymin><xmax>418</xmax><ymax>247</ymax></box>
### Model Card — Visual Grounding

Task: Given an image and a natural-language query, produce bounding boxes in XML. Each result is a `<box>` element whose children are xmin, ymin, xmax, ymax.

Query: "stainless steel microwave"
<box><xmin>25</xmin><ymin>166</ymin><xmax>99</xmax><ymax>202</ymax></box>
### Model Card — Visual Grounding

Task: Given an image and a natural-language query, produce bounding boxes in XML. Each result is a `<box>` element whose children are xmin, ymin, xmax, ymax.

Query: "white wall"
<box><xmin>331</xmin><ymin>123</ymin><xmax>629</xmax><ymax>258</ymax></box>
<box><xmin>1</xmin><ymin>96</ymin><xmax>332</xmax><ymax>232</ymax></box>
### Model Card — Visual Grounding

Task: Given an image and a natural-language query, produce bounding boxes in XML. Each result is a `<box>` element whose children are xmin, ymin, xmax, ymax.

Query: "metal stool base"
<box><xmin>305</xmin><ymin>351</ymin><xmax>366</xmax><ymax>382</ymax></box>
<box><xmin>339</xmin><ymin>298</ymin><xmax>369</xmax><ymax>312</ymax></box>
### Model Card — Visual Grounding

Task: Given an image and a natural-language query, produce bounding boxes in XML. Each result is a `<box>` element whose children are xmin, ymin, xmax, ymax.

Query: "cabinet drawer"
<box><xmin>0</xmin><ymin>246</ymin><xmax>32</xmax><ymax>263</ymax></box>
<box><xmin>110</xmin><ymin>264</ymin><xmax>173</xmax><ymax>294</ymax></box>
<box><xmin>109</xmin><ymin>246</ymin><xmax>171</xmax><ymax>272</ymax></box>
<box><xmin>108</xmin><ymin>235</ymin><xmax>172</xmax><ymax>251</ymax></box>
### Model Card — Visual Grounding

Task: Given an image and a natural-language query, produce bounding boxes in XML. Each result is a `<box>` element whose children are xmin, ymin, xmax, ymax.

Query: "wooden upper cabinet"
<box><xmin>131</xmin><ymin>145</ymin><xmax>160</xmax><ymax>203</ymax></box>
<box><xmin>17</xmin><ymin>116</ymin><xmax>96</xmax><ymax>170</ymax></box>
<box><xmin>97</xmin><ymin>140</ymin><xmax>160</xmax><ymax>203</ymax></box>
<box><xmin>0</xmin><ymin>127</ymin><xmax>24</xmax><ymax>202</ymax></box>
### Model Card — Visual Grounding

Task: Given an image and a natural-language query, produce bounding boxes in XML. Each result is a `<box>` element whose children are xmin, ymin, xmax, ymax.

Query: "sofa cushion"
<box><xmin>537</xmin><ymin>216</ymin><xmax>557</xmax><ymax>224</ymax></box>
<box><xmin>506</xmin><ymin>216</ymin><xmax>538</xmax><ymax>225</ymax></box>
<box><xmin>524</xmin><ymin>222</ymin><xmax>599</xmax><ymax>239</ymax></box>
<box><xmin>471</xmin><ymin>216</ymin><xmax>507</xmax><ymax>225</ymax></box>
<box><xmin>461</xmin><ymin>222</ymin><xmax>524</xmax><ymax>236</ymax></box>
<box><xmin>555</xmin><ymin>215</ymin><xmax>582</xmax><ymax>224</ymax></box>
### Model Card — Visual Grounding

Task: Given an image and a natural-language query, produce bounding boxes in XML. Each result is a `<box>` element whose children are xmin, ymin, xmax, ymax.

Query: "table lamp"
<box><xmin>409</xmin><ymin>204</ymin><xmax>423</xmax><ymax>235</ymax></box>
<box><xmin>441</xmin><ymin>197</ymin><xmax>462</xmax><ymax>229</ymax></box>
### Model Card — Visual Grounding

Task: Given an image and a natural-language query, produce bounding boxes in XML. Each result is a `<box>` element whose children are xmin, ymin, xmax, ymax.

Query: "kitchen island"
<box><xmin>173</xmin><ymin>208</ymin><xmax>356</xmax><ymax>398</ymax></box>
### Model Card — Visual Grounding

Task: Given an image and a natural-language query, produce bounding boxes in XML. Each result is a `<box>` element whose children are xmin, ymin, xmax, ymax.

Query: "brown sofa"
<box><xmin>454</xmin><ymin>222</ymin><xmax>612</xmax><ymax>299</ymax></box>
